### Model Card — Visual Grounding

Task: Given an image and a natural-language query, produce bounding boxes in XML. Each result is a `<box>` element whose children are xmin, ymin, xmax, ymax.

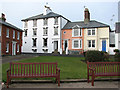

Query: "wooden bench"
<box><xmin>87</xmin><ymin>61</ymin><xmax>120</xmax><ymax>86</ymax></box>
<box><xmin>6</xmin><ymin>62</ymin><xmax>60</xmax><ymax>88</ymax></box>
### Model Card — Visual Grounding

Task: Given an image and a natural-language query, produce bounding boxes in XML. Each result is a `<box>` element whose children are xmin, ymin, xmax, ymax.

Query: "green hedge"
<box><xmin>114</xmin><ymin>52</ymin><xmax>120</xmax><ymax>62</ymax></box>
<box><xmin>85</xmin><ymin>50</ymin><xmax>106</xmax><ymax>62</ymax></box>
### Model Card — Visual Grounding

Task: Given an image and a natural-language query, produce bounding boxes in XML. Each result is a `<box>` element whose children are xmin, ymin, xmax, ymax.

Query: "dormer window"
<box><xmin>43</xmin><ymin>18</ymin><xmax>48</xmax><ymax>25</ymax></box>
<box><xmin>72</xmin><ymin>25</ymin><xmax>82</xmax><ymax>37</ymax></box>
<box><xmin>54</xmin><ymin>17</ymin><xmax>58</xmax><ymax>25</ymax></box>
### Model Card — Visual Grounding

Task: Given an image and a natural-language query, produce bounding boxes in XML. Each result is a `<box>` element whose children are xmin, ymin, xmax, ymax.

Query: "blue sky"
<box><xmin>0</xmin><ymin>0</ymin><xmax>119</xmax><ymax>30</ymax></box>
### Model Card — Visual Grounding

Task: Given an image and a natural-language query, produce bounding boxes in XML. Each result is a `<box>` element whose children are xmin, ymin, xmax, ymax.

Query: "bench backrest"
<box><xmin>87</xmin><ymin>61</ymin><xmax>120</xmax><ymax>74</ymax></box>
<box><xmin>10</xmin><ymin>62</ymin><xmax>58</xmax><ymax>76</ymax></box>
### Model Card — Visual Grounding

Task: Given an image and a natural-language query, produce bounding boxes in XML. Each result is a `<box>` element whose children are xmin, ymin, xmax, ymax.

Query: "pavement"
<box><xmin>2</xmin><ymin>54</ymin><xmax>39</xmax><ymax>64</ymax></box>
<box><xmin>2</xmin><ymin>81</ymin><xmax>120</xmax><ymax>88</ymax></box>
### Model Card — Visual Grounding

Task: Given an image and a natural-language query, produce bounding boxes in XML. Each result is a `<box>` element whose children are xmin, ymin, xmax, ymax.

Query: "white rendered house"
<box><xmin>115</xmin><ymin>22</ymin><xmax>120</xmax><ymax>50</ymax></box>
<box><xmin>22</xmin><ymin>5</ymin><xmax>70</xmax><ymax>54</ymax></box>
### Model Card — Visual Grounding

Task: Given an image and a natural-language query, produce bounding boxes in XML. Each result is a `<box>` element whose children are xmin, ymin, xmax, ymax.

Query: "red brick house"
<box><xmin>0</xmin><ymin>13</ymin><xmax>23</xmax><ymax>56</ymax></box>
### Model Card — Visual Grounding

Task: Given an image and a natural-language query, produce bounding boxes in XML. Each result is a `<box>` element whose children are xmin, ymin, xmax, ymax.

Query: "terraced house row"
<box><xmin>0</xmin><ymin>5</ymin><xmax>111</xmax><ymax>56</ymax></box>
<box><xmin>22</xmin><ymin>5</ymin><xmax>110</xmax><ymax>54</ymax></box>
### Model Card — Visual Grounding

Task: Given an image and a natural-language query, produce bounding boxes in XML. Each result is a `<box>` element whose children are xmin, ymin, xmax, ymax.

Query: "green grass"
<box><xmin>2</xmin><ymin>56</ymin><xmax>86</xmax><ymax>82</ymax></box>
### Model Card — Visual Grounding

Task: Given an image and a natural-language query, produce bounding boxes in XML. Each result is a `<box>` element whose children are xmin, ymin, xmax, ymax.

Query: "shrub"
<box><xmin>114</xmin><ymin>49</ymin><xmax>119</xmax><ymax>53</ymax></box>
<box><xmin>85</xmin><ymin>50</ymin><xmax>105</xmax><ymax>62</ymax></box>
<box><xmin>101</xmin><ymin>51</ymin><xmax>109</xmax><ymax>61</ymax></box>
<box><xmin>62</xmin><ymin>50</ymin><xmax>66</xmax><ymax>55</ymax></box>
<box><xmin>114</xmin><ymin>52</ymin><xmax>120</xmax><ymax>62</ymax></box>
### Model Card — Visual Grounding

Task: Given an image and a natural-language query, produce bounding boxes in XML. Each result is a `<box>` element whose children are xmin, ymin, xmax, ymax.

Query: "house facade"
<box><xmin>0</xmin><ymin>13</ymin><xmax>23</xmax><ymax>56</ymax></box>
<box><xmin>115</xmin><ymin>22</ymin><xmax>120</xmax><ymax>50</ymax></box>
<box><xmin>62</xmin><ymin>8</ymin><xmax>110</xmax><ymax>54</ymax></box>
<box><xmin>22</xmin><ymin>5</ymin><xmax>70</xmax><ymax>54</ymax></box>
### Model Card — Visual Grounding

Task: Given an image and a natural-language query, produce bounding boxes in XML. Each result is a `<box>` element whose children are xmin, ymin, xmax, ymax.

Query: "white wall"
<box><xmin>22</xmin><ymin>16</ymin><xmax>68</xmax><ymax>53</ymax></box>
<box><xmin>115</xmin><ymin>33</ymin><xmax>120</xmax><ymax>50</ymax></box>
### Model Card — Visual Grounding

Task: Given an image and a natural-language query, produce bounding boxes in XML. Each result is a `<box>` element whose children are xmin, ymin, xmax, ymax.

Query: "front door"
<box><xmin>54</xmin><ymin>41</ymin><xmax>58</xmax><ymax>51</ymax></box>
<box><xmin>102</xmin><ymin>40</ymin><xmax>106</xmax><ymax>52</ymax></box>
<box><xmin>64</xmin><ymin>40</ymin><xmax>68</xmax><ymax>51</ymax></box>
<box><xmin>12</xmin><ymin>43</ymin><xmax>16</xmax><ymax>55</ymax></box>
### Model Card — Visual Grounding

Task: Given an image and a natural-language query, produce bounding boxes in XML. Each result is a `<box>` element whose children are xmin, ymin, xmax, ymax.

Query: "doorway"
<box><xmin>102</xmin><ymin>40</ymin><xmax>106</xmax><ymax>52</ymax></box>
<box><xmin>12</xmin><ymin>42</ymin><xmax>16</xmax><ymax>55</ymax></box>
<box><xmin>64</xmin><ymin>40</ymin><xmax>68</xmax><ymax>51</ymax></box>
<box><xmin>54</xmin><ymin>41</ymin><xmax>58</xmax><ymax>51</ymax></box>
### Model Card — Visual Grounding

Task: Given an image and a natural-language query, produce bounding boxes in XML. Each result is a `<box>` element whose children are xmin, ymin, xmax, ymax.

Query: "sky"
<box><xmin>0</xmin><ymin>0</ymin><xmax>120</xmax><ymax>30</ymax></box>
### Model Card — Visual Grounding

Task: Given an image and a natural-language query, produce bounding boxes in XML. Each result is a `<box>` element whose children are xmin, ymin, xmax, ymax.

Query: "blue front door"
<box><xmin>102</xmin><ymin>40</ymin><xmax>106</xmax><ymax>52</ymax></box>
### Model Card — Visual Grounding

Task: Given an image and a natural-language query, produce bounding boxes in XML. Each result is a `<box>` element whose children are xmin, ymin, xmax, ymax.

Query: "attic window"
<box><xmin>24</xmin><ymin>21</ymin><xmax>28</xmax><ymax>28</ymax></box>
<box><xmin>54</xmin><ymin>17</ymin><xmax>58</xmax><ymax>25</ymax></box>
<box><xmin>33</xmin><ymin>20</ymin><xmax>37</xmax><ymax>27</ymax></box>
<box><xmin>43</xmin><ymin>18</ymin><xmax>48</xmax><ymax>25</ymax></box>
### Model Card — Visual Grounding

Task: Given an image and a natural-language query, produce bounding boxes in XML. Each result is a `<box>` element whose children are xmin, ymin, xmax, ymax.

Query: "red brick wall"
<box><xmin>1</xmin><ymin>24</ymin><xmax>22</xmax><ymax>56</ymax></box>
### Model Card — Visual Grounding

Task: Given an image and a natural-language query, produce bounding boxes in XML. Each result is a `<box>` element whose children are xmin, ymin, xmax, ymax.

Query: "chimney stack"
<box><xmin>84</xmin><ymin>8</ymin><xmax>90</xmax><ymax>24</ymax></box>
<box><xmin>0</xmin><ymin>13</ymin><xmax>6</xmax><ymax>22</ymax></box>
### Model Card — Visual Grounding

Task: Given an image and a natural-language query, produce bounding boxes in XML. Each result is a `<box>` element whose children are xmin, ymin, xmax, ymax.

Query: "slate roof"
<box><xmin>115</xmin><ymin>22</ymin><xmax>120</xmax><ymax>33</ymax></box>
<box><xmin>62</xmin><ymin>20</ymin><xmax>110</xmax><ymax>30</ymax></box>
<box><xmin>0</xmin><ymin>20</ymin><xmax>23</xmax><ymax>31</ymax></box>
<box><xmin>22</xmin><ymin>12</ymin><xmax>70</xmax><ymax>21</ymax></box>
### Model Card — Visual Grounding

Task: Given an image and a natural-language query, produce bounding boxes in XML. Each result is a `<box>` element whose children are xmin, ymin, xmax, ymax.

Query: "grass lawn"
<box><xmin>2</xmin><ymin>56</ymin><xmax>86</xmax><ymax>82</ymax></box>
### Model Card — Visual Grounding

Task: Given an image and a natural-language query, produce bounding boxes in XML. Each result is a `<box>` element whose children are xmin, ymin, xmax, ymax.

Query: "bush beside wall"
<box><xmin>85</xmin><ymin>50</ymin><xmax>107</xmax><ymax>62</ymax></box>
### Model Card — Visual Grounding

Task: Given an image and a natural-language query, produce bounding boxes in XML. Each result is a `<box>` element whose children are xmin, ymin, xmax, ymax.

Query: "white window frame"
<box><xmin>24</xmin><ymin>29</ymin><xmax>27</xmax><ymax>37</ymax></box>
<box><xmin>6</xmin><ymin>43</ymin><xmax>9</xmax><ymax>53</ymax></box>
<box><xmin>17</xmin><ymin>44</ymin><xmax>19</xmax><ymax>52</ymax></box>
<box><xmin>6</xmin><ymin>29</ymin><xmax>9</xmax><ymax>38</ymax></box>
<box><xmin>54</xmin><ymin>17</ymin><xmax>58</xmax><ymax>25</ymax></box>
<box><xmin>43</xmin><ymin>18</ymin><xmax>48</xmax><ymax>26</ymax></box>
<box><xmin>33</xmin><ymin>28</ymin><xmax>37</xmax><ymax>36</ymax></box>
<box><xmin>13</xmin><ymin>30</ymin><xmax>15</xmax><ymax>39</ymax></box>
<box><xmin>88</xmin><ymin>40</ymin><xmax>95</xmax><ymax>48</ymax></box>
<box><xmin>43</xmin><ymin>38</ymin><xmax>48</xmax><ymax>47</ymax></box>
<box><xmin>87</xmin><ymin>28</ymin><xmax>96</xmax><ymax>36</ymax></box>
<box><xmin>54</xmin><ymin>27</ymin><xmax>58</xmax><ymax>35</ymax></box>
<box><xmin>72</xmin><ymin>39</ymin><xmax>82</xmax><ymax>49</ymax></box>
<box><xmin>72</xmin><ymin>25</ymin><xmax>82</xmax><ymax>37</ymax></box>
<box><xmin>43</xmin><ymin>27</ymin><xmax>48</xmax><ymax>36</ymax></box>
<box><xmin>24</xmin><ymin>21</ymin><xmax>28</xmax><ymax>28</ymax></box>
<box><xmin>33</xmin><ymin>20</ymin><xmax>37</xmax><ymax>27</ymax></box>
<box><xmin>17</xmin><ymin>32</ymin><xmax>20</xmax><ymax>40</ymax></box>
<box><xmin>32</xmin><ymin>38</ymin><xmax>37</xmax><ymax>47</ymax></box>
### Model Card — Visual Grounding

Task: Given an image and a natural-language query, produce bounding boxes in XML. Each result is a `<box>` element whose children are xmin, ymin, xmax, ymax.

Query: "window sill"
<box><xmin>72</xmin><ymin>36</ymin><xmax>82</xmax><ymax>37</ymax></box>
<box><xmin>54</xmin><ymin>34</ymin><xmax>58</xmax><ymax>36</ymax></box>
<box><xmin>43</xmin><ymin>35</ymin><xmax>48</xmax><ymax>36</ymax></box>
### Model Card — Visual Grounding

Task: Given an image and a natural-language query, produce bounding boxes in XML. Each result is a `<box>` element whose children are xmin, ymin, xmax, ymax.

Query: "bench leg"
<box><xmin>56</xmin><ymin>77</ymin><xmax>58</xmax><ymax>83</ymax></box>
<box><xmin>87</xmin><ymin>75</ymin><xmax>89</xmax><ymax>83</ymax></box>
<box><xmin>91</xmin><ymin>73</ymin><xmax>95</xmax><ymax>86</ymax></box>
<box><xmin>58</xmin><ymin>70</ymin><xmax>60</xmax><ymax>86</ymax></box>
<box><xmin>6</xmin><ymin>71</ymin><xmax>10</xmax><ymax>88</ymax></box>
<box><xmin>58</xmin><ymin>76</ymin><xmax>60</xmax><ymax>86</ymax></box>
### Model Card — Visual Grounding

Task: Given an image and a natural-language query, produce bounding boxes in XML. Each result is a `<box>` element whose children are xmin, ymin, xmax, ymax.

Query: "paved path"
<box><xmin>2</xmin><ymin>81</ymin><xmax>120</xmax><ymax>88</ymax></box>
<box><xmin>2</xmin><ymin>54</ymin><xmax>39</xmax><ymax>64</ymax></box>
